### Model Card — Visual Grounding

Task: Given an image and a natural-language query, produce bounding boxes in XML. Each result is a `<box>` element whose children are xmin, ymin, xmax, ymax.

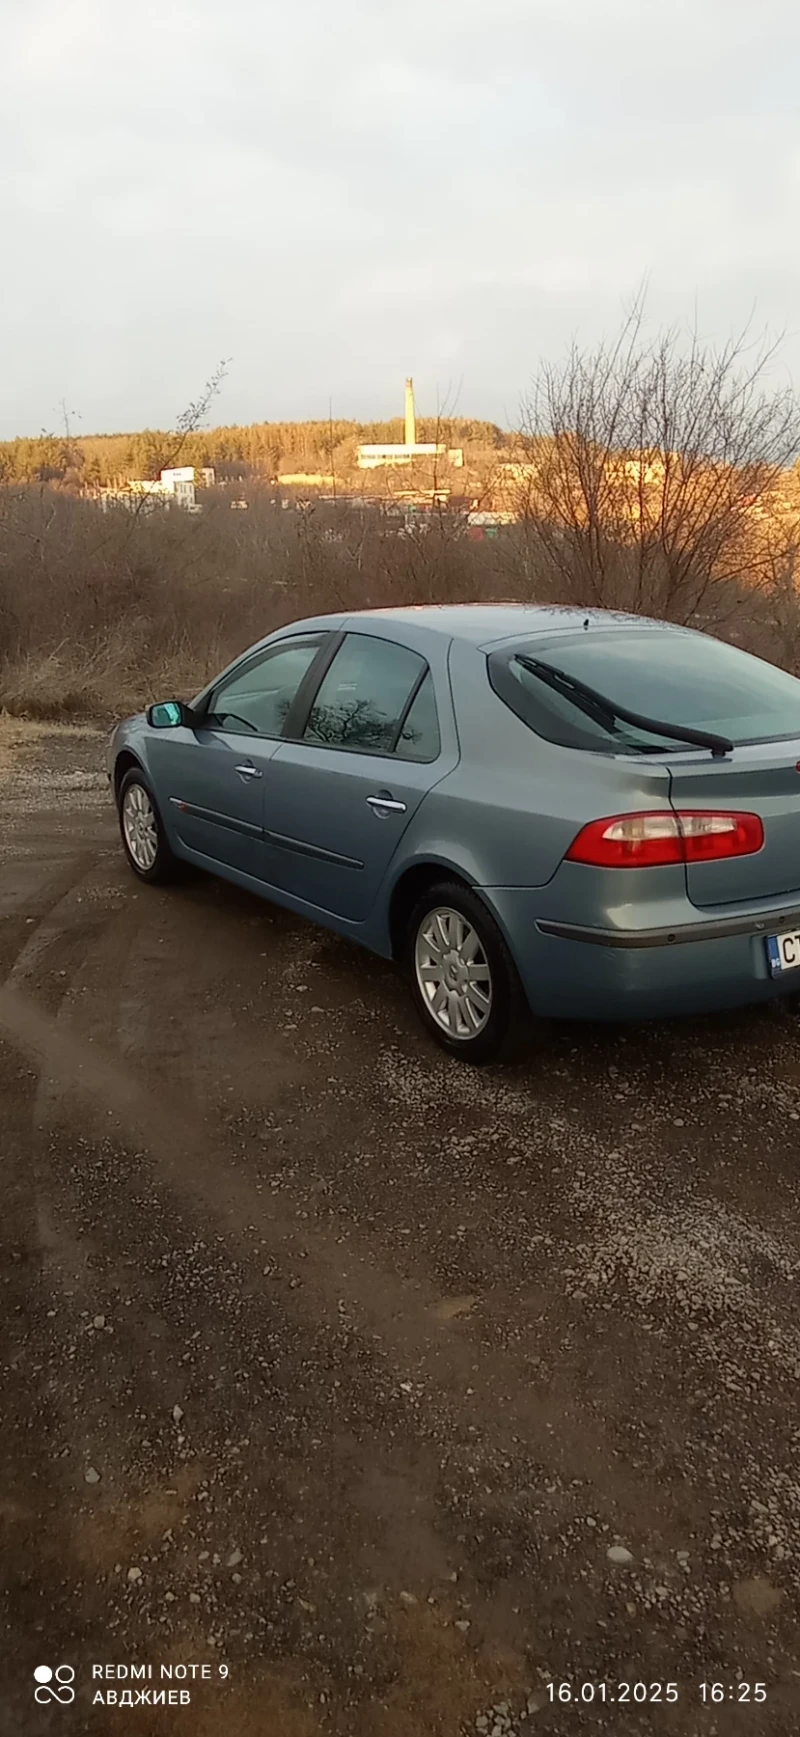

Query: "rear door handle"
<box><xmin>366</xmin><ymin>793</ymin><xmax>406</xmax><ymax>814</ymax></box>
<box><xmin>235</xmin><ymin>762</ymin><xmax>262</xmax><ymax>779</ymax></box>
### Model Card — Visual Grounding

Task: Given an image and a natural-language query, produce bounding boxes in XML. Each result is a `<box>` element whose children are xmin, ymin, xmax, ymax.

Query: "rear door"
<box><xmin>668</xmin><ymin>742</ymin><xmax>800</xmax><ymax>907</ymax></box>
<box><xmin>152</xmin><ymin>635</ymin><xmax>329</xmax><ymax>877</ymax></box>
<box><xmin>263</xmin><ymin>631</ymin><xmax>455</xmax><ymax>920</ymax></box>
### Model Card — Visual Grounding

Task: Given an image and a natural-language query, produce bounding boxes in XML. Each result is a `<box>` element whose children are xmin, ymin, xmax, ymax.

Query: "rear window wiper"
<box><xmin>515</xmin><ymin>656</ymin><xmax>733</xmax><ymax>758</ymax></box>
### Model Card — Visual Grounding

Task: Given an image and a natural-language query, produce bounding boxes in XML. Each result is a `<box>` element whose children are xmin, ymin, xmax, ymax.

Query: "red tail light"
<box><xmin>565</xmin><ymin>810</ymin><xmax>764</xmax><ymax>868</ymax></box>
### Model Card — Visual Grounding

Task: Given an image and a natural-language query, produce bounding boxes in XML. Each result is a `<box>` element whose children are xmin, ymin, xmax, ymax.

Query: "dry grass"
<box><xmin>0</xmin><ymin>643</ymin><xmax>208</xmax><ymax>723</ymax></box>
<box><xmin>0</xmin><ymin>484</ymin><xmax>798</xmax><ymax>723</ymax></box>
<box><xmin>0</xmin><ymin>711</ymin><xmax>99</xmax><ymax>778</ymax></box>
<box><xmin>0</xmin><ymin>489</ymin><xmax>511</xmax><ymax>720</ymax></box>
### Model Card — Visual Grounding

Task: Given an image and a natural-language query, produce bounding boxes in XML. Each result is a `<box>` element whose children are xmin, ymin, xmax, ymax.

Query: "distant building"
<box><xmin>357</xmin><ymin>378</ymin><xmax>463</xmax><ymax>470</ymax></box>
<box><xmin>160</xmin><ymin>466</ymin><xmax>195</xmax><ymax>486</ymax></box>
<box><xmin>466</xmin><ymin>509</ymin><xmax>515</xmax><ymax>540</ymax></box>
<box><xmin>96</xmin><ymin>465</ymin><xmax>213</xmax><ymax>513</ymax></box>
<box><xmin>278</xmin><ymin>472</ymin><xmax>336</xmax><ymax>489</ymax></box>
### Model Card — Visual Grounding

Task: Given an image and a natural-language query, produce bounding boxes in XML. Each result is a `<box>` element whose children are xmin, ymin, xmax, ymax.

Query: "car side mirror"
<box><xmin>146</xmin><ymin>700</ymin><xmax>194</xmax><ymax>729</ymax></box>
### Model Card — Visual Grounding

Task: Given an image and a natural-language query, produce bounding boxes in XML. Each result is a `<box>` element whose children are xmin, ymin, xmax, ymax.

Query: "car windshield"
<box><xmin>497</xmin><ymin>629</ymin><xmax>800</xmax><ymax>752</ymax></box>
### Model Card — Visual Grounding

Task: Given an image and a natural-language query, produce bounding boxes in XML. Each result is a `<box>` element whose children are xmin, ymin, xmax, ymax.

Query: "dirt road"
<box><xmin>2</xmin><ymin>723</ymin><xmax>800</xmax><ymax>1735</ymax></box>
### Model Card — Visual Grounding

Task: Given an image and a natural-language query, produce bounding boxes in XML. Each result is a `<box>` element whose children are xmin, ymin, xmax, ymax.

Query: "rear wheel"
<box><xmin>406</xmin><ymin>881</ymin><xmax>528</xmax><ymax>1062</ymax></box>
<box><xmin>117</xmin><ymin>768</ymin><xmax>180</xmax><ymax>884</ymax></box>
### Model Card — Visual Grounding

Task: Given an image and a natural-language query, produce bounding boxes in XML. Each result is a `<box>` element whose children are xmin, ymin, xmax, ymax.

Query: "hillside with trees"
<box><xmin>0</xmin><ymin>417</ymin><xmax>509</xmax><ymax>490</ymax></box>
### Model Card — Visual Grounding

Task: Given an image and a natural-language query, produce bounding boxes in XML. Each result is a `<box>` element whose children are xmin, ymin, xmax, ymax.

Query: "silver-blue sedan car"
<box><xmin>107</xmin><ymin>603</ymin><xmax>800</xmax><ymax>1061</ymax></box>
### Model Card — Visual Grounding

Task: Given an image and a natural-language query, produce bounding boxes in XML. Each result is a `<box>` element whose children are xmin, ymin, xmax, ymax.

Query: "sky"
<box><xmin>3</xmin><ymin>0</ymin><xmax>800</xmax><ymax>439</ymax></box>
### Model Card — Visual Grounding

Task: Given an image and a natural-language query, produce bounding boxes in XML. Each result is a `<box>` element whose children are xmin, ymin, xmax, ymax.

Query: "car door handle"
<box><xmin>366</xmin><ymin>793</ymin><xmax>407</xmax><ymax>814</ymax></box>
<box><xmin>235</xmin><ymin>762</ymin><xmax>262</xmax><ymax>779</ymax></box>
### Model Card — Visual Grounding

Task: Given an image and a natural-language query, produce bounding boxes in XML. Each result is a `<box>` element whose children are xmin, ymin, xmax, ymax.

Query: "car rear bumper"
<box><xmin>536</xmin><ymin>901</ymin><xmax>800</xmax><ymax>951</ymax></box>
<box><xmin>484</xmin><ymin>888</ymin><xmax>800</xmax><ymax>1022</ymax></box>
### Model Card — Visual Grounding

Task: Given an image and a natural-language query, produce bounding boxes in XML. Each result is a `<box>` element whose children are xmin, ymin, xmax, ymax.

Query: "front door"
<box><xmin>151</xmin><ymin>635</ymin><xmax>328</xmax><ymax>879</ymax></box>
<box><xmin>263</xmin><ymin>632</ymin><xmax>451</xmax><ymax>921</ymax></box>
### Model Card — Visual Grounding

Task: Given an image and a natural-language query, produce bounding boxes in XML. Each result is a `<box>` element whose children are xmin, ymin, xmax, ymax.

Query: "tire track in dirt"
<box><xmin>0</xmin><ymin>852</ymin><xmax>103</xmax><ymax>984</ymax></box>
<box><xmin>0</xmin><ymin>978</ymin><xmax>720</xmax><ymax>1545</ymax></box>
<box><xmin>0</xmin><ymin>855</ymin><xmax>539</xmax><ymax>1725</ymax></box>
<box><xmin>0</xmin><ymin>964</ymin><xmax>538</xmax><ymax>1727</ymax></box>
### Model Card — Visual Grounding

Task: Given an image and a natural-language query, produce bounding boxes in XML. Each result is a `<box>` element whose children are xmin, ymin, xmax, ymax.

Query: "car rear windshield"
<box><xmin>488</xmin><ymin>629</ymin><xmax>800</xmax><ymax>753</ymax></box>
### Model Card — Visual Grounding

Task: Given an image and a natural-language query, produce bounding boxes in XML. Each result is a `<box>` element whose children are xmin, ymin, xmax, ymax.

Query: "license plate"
<box><xmin>766</xmin><ymin>930</ymin><xmax>800</xmax><ymax>975</ymax></box>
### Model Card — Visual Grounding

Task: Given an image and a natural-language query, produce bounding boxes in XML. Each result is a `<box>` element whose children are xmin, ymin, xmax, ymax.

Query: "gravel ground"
<box><xmin>1</xmin><ymin>724</ymin><xmax>800</xmax><ymax>1734</ymax></box>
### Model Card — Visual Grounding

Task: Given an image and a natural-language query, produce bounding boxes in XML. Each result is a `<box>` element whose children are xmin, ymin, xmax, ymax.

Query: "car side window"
<box><xmin>304</xmin><ymin>634</ymin><xmax>427</xmax><ymax>755</ymax></box>
<box><xmin>394</xmin><ymin>671</ymin><xmax>440</xmax><ymax>762</ymax></box>
<box><xmin>206</xmin><ymin>638</ymin><xmax>323</xmax><ymax>737</ymax></box>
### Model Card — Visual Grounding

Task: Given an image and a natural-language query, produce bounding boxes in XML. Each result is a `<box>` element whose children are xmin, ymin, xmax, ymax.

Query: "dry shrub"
<box><xmin>517</xmin><ymin>304</ymin><xmax>800</xmax><ymax>625</ymax></box>
<box><xmin>0</xmin><ymin>489</ymin><xmax>519</xmax><ymax>719</ymax></box>
<box><xmin>0</xmin><ymin>480</ymin><xmax>798</xmax><ymax>722</ymax></box>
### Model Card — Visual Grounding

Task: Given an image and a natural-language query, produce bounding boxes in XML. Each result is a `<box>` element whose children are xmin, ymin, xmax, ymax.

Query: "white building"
<box><xmin>97</xmin><ymin>464</ymin><xmax>213</xmax><ymax>513</ymax></box>
<box><xmin>357</xmin><ymin>379</ymin><xmax>463</xmax><ymax>470</ymax></box>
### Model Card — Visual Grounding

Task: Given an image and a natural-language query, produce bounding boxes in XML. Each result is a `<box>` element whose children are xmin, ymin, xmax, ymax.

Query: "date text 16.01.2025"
<box><xmin>547</xmin><ymin>1682</ymin><xmax>767</xmax><ymax>1705</ymax></box>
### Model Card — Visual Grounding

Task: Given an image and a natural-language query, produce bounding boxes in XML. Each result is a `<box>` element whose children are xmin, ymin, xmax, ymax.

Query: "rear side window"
<box><xmin>489</xmin><ymin>630</ymin><xmax>800</xmax><ymax>753</ymax></box>
<box><xmin>304</xmin><ymin>633</ymin><xmax>431</xmax><ymax>755</ymax></box>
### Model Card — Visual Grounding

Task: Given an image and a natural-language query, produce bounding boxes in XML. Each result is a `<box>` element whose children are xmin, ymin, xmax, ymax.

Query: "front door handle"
<box><xmin>235</xmin><ymin>762</ymin><xmax>262</xmax><ymax>780</ymax></box>
<box><xmin>366</xmin><ymin>793</ymin><xmax>406</xmax><ymax>814</ymax></box>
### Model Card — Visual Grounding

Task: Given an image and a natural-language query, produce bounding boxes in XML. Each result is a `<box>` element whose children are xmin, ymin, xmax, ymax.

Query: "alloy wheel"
<box><xmin>122</xmin><ymin>782</ymin><xmax>158</xmax><ymax>872</ymax></box>
<box><xmin>414</xmin><ymin>905</ymin><xmax>493</xmax><ymax>1040</ymax></box>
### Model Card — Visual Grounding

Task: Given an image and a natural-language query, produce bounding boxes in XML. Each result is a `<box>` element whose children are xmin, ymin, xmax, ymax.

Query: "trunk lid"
<box><xmin>667</xmin><ymin>740</ymin><xmax>800</xmax><ymax>907</ymax></box>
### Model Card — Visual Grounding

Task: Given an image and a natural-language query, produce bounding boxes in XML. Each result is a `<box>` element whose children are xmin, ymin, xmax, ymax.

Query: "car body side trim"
<box><xmin>170</xmin><ymin>798</ymin><xmax>363</xmax><ymax>869</ymax></box>
<box><xmin>537</xmin><ymin>906</ymin><xmax>800</xmax><ymax>950</ymax></box>
<box><xmin>266</xmin><ymin>829</ymin><xmax>363</xmax><ymax>870</ymax></box>
<box><xmin>169</xmin><ymin>797</ymin><xmax>262</xmax><ymax>839</ymax></box>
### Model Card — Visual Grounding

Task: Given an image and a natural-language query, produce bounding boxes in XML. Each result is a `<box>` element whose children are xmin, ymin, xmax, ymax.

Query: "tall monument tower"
<box><xmin>404</xmin><ymin>378</ymin><xmax>417</xmax><ymax>447</ymax></box>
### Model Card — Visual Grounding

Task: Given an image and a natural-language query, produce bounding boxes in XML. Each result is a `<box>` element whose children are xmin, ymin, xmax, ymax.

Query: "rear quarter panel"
<box><xmin>376</xmin><ymin>639</ymin><xmax>696</xmax><ymax>956</ymax></box>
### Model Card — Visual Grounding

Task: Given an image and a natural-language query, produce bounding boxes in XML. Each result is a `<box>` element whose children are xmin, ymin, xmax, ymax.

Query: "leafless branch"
<box><xmin>517</xmin><ymin>306</ymin><xmax>800</xmax><ymax>624</ymax></box>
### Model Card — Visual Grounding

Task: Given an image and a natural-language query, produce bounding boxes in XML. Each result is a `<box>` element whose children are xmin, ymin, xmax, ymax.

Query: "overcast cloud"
<box><xmin>3</xmin><ymin>0</ymin><xmax>800</xmax><ymax>436</ymax></box>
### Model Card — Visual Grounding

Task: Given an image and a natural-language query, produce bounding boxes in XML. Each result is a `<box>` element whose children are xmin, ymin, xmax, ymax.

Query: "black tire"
<box><xmin>406</xmin><ymin>879</ymin><xmax>529</xmax><ymax>1063</ymax></box>
<box><xmin>117</xmin><ymin>767</ymin><xmax>181</xmax><ymax>885</ymax></box>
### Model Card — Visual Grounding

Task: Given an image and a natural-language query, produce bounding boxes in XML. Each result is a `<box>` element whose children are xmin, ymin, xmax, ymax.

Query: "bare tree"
<box><xmin>0</xmin><ymin>362</ymin><xmax>233</xmax><ymax>667</ymax></box>
<box><xmin>148</xmin><ymin>358</ymin><xmax>231</xmax><ymax>481</ymax></box>
<box><xmin>758</xmin><ymin>510</ymin><xmax>800</xmax><ymax>673</ymax></box>
<box><xmin>514</xmin><ymin>301</ymin><xmax>800</xmax><ymax>624</ymax></box>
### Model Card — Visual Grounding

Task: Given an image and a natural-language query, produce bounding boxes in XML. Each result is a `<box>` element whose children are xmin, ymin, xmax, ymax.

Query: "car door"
<box><xmin>262</xmin><ymin>630</ymin><xmax>454</xmax><ymax>921</ymax></box>
<box><xmin>149</xmin><ymin>635</ymin><xmax>329</xmax><ymax>878</ymax></box>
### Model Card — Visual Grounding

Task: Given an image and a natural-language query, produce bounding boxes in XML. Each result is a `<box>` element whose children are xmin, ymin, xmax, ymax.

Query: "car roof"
<box><xmin>265</xmin><ymin>603</ymin><xmax>687</xmax><ymax>654</ymax></box>
<box><xmin>348</xmin><ymin>603</ymin><xmax>682</xmax><ymax>648</ymax></box>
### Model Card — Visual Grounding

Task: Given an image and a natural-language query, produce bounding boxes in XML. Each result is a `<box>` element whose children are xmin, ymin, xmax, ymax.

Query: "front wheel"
<box><xmin>117</xmin><ymin>768</ymin><xmax>180</xmax><ymax>884</ymax></box>
<box><xmin>406</xmin><ymin>881</ymin><xmax>528</xmax><ymax>1063</ymax></box>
